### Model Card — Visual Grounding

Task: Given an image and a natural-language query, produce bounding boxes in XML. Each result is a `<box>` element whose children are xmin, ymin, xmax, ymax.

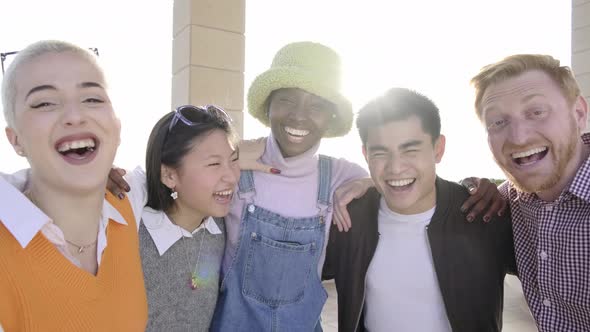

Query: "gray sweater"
<box><xmin>139</xmin><ymin>218</ymin><xmax>225</xmax><ymax>332</ymax></box>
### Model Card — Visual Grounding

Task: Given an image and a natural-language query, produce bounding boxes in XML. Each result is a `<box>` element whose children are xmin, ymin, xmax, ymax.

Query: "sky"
<box><xmin>0</xmin><ymin>0</ymin><xmax>572</xmax><ymax>181</ymax></box>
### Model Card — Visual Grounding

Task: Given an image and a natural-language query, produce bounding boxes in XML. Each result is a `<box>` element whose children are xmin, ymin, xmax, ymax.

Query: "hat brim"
<box><xmin>247</xmin><ymin>67</ymin><xmax>353</xmax><ymax>138</ymax></box>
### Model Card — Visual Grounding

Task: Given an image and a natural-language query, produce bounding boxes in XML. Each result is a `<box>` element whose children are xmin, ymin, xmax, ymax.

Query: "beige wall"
<box><xmin>172</xmin><ymin>0</ymin><xmax>246</xmax><ymax>136</ymax></box>
<box><xmin>573</xmin><ymin>0</ymin><xmax>590</xmax><ymax>129</ymax></box>
<box><xmin>172</xmin><ymin>1</ymin><xmax>587</xmax><ymax>136</ymax></box>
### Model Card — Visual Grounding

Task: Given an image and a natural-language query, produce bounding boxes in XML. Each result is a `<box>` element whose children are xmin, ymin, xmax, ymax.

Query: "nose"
<box><xmin>223</xmin><ymin>162</ymin><xmax>240</xmax><ymax>186</ymax></box>
<box><xmin>61</xmin><ymin>103</ymin><xmax>87</xmax><ymax>127</ymax></box>
<box><xmin>507</xmin><ymin>119</ymin><xmax>531</xmax><ymax>145</ymax></box>
<box><xmin>287</xmin><ymin>103</ymin><xmax>310</xmax><ymax>122</ymax></box>
<box><xmin>386</xmin><ymin>155</ymin><xmax>407</xmax><ymax>175</ymax></box>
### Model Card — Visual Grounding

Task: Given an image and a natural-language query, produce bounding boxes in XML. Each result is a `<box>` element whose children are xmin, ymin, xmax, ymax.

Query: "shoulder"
<box><xmin>436</xmin><ymin>177</ymin><xmax>470</xmax><ymax>203</ymax></box>
<box><xmin>349</xmin><ymin>187</ymin><xmax>381</xmax><ymax>209</ymax></box>
<box><xmin>212</xmin><ymin>217</ymin><xmax>226</xmax><ymax>233</ymax></box>
<box><xmin>139</xmin><ymin>206</ymin><xmax>167</xmax><ymax>232</ymax></box>
<box><xmin>347</xmin><ymin>187</ymin><xmax>381</xmax><ymax>225</ymax></box>
<box><xmin>324</xmin><ymin>155</ymin><xmax>368</xmax><ymax>185</ymax></box>
<box><xmin>328</xmin><ymin>188</ymin><xmax>380</xmax><ymax>249</ymax></box>
<box><xmin>434</xmin><ymin>177</ymin><xmax>478</xmax><ymax>223</ymax></box>
<box><xmin>105</xmin><ymin>192</ymin><xmax>135</xmax><ymax>224</ymax></box>
<box><xmin>437</xmin><ymin>177</ymin><xmax>513</xmax><ymax>228</ymax></box>
<box><xmin>141</xmin><ymin>206</ymin><xmax>164</xmax><ymax>219</ymax></box>
<box><xmin>498</xmin><ymin>180</ymin><xmax>511</xmax><ymax>200</ymax></box>
<box><xmin>328</xmin><ymin>155</ymin><xmax>363</xmax><ymax>169</ymax></box>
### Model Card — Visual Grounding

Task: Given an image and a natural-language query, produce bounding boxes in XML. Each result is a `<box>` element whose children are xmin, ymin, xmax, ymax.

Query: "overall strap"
<box><xmin>237</xmin><ymin>170</ymin><xmax>256</xmax><ymax>201</ymax></box>
<box><xmin>316</xmin><ymin>155</ymin><xmax>333</xmax><ymax>212</ymax></box>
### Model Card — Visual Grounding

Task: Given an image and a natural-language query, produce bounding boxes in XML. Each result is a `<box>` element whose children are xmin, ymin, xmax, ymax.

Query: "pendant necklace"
<box><xmin>174</xmin><ymin>219</ymin><xmax>206</xmax><ymax>290</ymax></box>
<box><xmin>66</xmin><ymin>239</ymin><xmax>97</xmax><ymax>253</ymax></box>
<box><xmin>26</xmin><ymin>189</ymin><xmax>97</xmax><ymax>254</ymax></box>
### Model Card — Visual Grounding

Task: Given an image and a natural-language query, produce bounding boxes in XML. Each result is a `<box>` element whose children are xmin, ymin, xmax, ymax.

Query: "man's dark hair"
<box><xmin>356</xmin><ymin>87</ymin><xmax>441</xmax><ymax>145</ymax></box>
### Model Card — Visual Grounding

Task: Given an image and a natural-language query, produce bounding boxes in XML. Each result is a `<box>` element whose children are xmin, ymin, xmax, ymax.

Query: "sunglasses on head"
<box><xmin>1</xmin><ymin>48</ymin><xmax>99</xmax><ymax>74</ymax></box>
<box><xmin>168</xmin><ymin>104</ymin><xmax>232</xmax><ymax>133</ymax></box>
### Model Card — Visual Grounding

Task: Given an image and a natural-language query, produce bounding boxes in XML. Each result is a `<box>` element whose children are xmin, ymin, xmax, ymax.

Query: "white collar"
<box><xmin>102</xmin><ymin>200</ymin><xmax>128</xmax><ymax>227</ymax></box>
<box><xmin>0</xmin><ymin>177</ymin><xmax>49</xmax><ymax>247</ymax></box>
<box><xmin>0</xmin><ymin>177</ymin><xmax>128</xmax><ymax>248</ymax></box>
<box><xmin>141</xmin><ymin>207</ymin><xmax>222</xmax><ymax>256</ymax></box>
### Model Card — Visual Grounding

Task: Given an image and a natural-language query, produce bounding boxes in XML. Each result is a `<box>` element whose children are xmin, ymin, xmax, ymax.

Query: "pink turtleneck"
<box><xmin>222</xmin><ymin>133</ymin><xmax>368</xmax><ymax>274</ymax></box>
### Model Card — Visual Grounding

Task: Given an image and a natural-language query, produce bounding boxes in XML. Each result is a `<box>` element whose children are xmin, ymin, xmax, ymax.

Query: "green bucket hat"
<box><xmin>247</xmin><ymin>41</ymin><xmax>353</xmax><ymax>138</ymax></box>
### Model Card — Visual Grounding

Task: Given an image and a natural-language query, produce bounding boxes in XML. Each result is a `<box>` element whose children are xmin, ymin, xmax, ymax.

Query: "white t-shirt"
<box><xmin>364</xmin><ymin>198</ymin><xmax>452</xmax><ymax>332</ymax></box>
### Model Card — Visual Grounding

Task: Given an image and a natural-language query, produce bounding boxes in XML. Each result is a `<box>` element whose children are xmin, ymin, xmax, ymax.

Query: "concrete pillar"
<box><xmin>573</xmin><ymin>0</ymin><xmax>590</xmax><ymax>128</ymax></box>
<box><xmin>172</xmin><ymin>0</ymin><xmax>246</xmax><ymax>136</ymax></box>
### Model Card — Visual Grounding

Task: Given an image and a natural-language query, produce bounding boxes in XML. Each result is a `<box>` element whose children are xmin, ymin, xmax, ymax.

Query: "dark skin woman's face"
<box><xmin>268</xmin><ymin>88</ymin><xmax>336</xmax><ymax>158</ymax></box>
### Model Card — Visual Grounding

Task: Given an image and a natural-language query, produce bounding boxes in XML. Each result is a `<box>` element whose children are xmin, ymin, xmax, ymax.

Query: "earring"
<box><xmin>16</xmin><ymin>150</ymin><xmax>24</xmax><ymax>156</ymax></box>
<box><xmin>170</xmin><ymin>190</ymin><xmax>178</xmax><ymax>200</ymax></box>
<box><xmin>331</xmin><ymin>113</ymin><xmax>337</xmax><ymax>119</ymax></box>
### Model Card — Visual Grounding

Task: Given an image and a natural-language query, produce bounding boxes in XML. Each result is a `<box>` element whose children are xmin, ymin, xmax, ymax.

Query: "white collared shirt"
<box><xmin>1</xmin><ymin>167</ymin><xmax>224</xmax><ymax>267</ymax></box>
<box><xmin>141</xmin><ymin>207</ymin><xmax>222</xmax><ymax>256</ymax></box>
<box><xmin>0</xmin><ymin>167</ymin><xmax>147</xmax><ymax>267</ymax></box>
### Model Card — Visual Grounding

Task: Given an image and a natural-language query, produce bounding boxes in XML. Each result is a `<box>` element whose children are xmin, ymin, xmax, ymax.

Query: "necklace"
<box><xmin>26</xmin><ymin>190</ymin><xmax>97</xmax><ymax>254</ymax></box>
<box><xmin>66</xmin><ymin>239</ymin><xmax>98</xmax><ymax>254</ymax></box>
<box><xmin>173</xmin><ymin>219</ymin><xmax>206</xmax><ymax>290</ymax></box>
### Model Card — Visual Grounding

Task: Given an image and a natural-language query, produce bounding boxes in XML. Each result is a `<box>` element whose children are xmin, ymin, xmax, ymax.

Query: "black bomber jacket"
<box><xmin>322</xmin><ymin>177</ymin><xmax>517</xmax><ymax>332</ymax></box>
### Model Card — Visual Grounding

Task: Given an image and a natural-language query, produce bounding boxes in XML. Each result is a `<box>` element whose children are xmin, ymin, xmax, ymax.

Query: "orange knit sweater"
<box><xmin>0</xmin><ymin>193</ymin><xmax>147</xmax><ymax>332</ymax></box>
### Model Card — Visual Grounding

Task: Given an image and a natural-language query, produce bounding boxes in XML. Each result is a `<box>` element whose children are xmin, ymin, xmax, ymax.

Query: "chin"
<box><xmin>209</xmin><ymin>208</ymin><xmax>230</xmax><ymax>218</ymax></box>
<box><xmin>35</xmin><ymin>167</ymin><xmax>106</xmax><ymax>195</ymax></box>
<box><xmin>60</xmin><ymin>180</ymin><xmax>108</xmax><ymax>195</ymax></box>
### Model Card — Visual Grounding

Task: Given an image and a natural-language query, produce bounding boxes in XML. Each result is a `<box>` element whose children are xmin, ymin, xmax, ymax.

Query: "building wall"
<box><xmin>171</xmin><ymin>1</ymin><xmax>587</xmax><ymax>135</ymax></box>
<box><xmin>573</xmin><ymin>0</ymin><xmax>590</xmax><ymax>123</ymax></box>
<box><xmin>172</xmin><ymin>0</ymin><xmax>246</xmax><ymax>136</ymax></box>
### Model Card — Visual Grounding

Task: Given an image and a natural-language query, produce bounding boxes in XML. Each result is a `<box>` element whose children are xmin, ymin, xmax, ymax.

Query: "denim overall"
<box><xmin>211</xmin><ymin>155</ymin><xmax>332</xmax><ymax>332</ymax></box>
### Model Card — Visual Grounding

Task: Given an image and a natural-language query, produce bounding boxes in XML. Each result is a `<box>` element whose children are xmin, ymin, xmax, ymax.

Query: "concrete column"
<box><xmin>573</xmin><ymin>0</ymin><xmax>590</xmax><ymax>130</ymax></box>
<box><xmin>172</xmin><ymin>0</ymin><xmax>246</xmax><ymax>136</ymax></box>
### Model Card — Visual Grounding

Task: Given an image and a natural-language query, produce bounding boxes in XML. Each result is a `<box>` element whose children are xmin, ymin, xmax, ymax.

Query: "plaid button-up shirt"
<box><xmin>499</xmin><ymin>133</ymin><xmax>590</xmax><ymax>332</ymax></box>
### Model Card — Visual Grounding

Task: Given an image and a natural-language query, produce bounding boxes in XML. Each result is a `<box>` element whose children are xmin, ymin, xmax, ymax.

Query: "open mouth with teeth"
<box><xmin>511</xmin><ymin>147</ymin><xmax>548</xmax><ymax>166</ymax></box>
<box><xmin>386</xmin><ymin>178</ymin><xmax>416</xmax><ymax>191</ymax></box>
<box><xmin>55</xmin><ymin>137</ymin><xmax>99</xmax><ymax>163</ymax></box>
<box><xmin>213</xmin><ymin>189</ymin><xmax>234</xmax><ymax>204</ymax></box>
<box><xmin>284</xmin><ymin>126</ymin><xmax>310</xmax><ymax>142</ymax></box>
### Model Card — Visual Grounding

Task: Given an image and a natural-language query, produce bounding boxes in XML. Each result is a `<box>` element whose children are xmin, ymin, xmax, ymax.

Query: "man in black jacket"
<box><xmin>322</xmin><ymin>88</ymin><xmax>516</xmax><ymax>332</ymax></box>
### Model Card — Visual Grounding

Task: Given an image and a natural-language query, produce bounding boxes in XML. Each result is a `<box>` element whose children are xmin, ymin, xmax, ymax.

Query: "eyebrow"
<box><xmin>78</xmin><ymin>81</ymin><xmax>104</xmax><ymax>89</ymax></box>
<box><xmin>483</xmin><ymin>93</ymin><xmax>547</xmax><ymax>118</ymax></box>
<box><xmin>25</xmin><ymin>81</ymin><xmax>105</xmax><ymax>100</ymax></box>
<box><xmin>203</xmin><ymin>150</ymin><xmax>239</xmax><ymax>159</ymax></box>
<box><xmin>400</xmin><ymin>140</ymin><xmax>423</xmax><ymax>150</ymax></box>
<box><xmin>367</xmin><ymin>144</ymin><xmax>389</xmax><ymax>153</ymax></box>
<box><xmin>522</xmin><ymin>93</ymin><xmax>544</xmax><ymax>103</ymax></box>
<box><xmin>25</xmin><ymin>85</ymin><xmax>56</xmax><ymax>99</ymax></box>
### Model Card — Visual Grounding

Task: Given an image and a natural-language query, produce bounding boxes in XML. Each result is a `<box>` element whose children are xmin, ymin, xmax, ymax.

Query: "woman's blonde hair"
<box><xmin>1</xmin><ymin>40</ymin><xmax>104</xmax><ymax>127</ymax></box>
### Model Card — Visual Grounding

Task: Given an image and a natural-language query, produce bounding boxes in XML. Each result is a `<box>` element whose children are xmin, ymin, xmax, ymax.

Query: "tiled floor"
<box><xmin>321</xmin><ymin>275</ymin><xmax>537</xmax><ymax>331</ymax></box>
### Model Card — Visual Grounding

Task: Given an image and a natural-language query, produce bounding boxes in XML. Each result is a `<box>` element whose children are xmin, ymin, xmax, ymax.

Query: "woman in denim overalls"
<box><xmin>211</xmin><ymin>42</ymin><xmax>369</xmax><ymax>331</ymax></box>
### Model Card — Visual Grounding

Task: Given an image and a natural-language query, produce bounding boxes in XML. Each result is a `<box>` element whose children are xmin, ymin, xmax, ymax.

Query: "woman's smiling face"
<box><xmin>6</xmin><ymin>51</ymin><xmax>121</xmax><ymax>193</ymax></box>
<box><xmin>268</xmin><ymin>88</ymin><xmax>336</xmax><ymax>158</ymax></box>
